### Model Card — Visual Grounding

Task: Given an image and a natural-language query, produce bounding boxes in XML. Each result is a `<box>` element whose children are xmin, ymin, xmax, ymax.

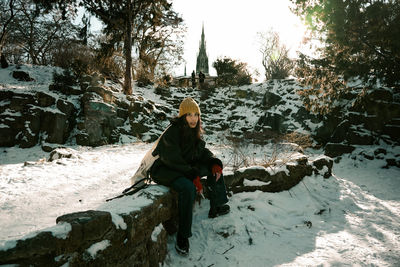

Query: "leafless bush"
<box><xmin>257</xmin><ymin>29</ymin><xmax>294</xmax><ymax>80</ymax></box>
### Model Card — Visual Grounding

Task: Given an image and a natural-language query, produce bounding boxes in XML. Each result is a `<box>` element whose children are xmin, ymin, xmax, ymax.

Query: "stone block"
<box><xmin>324</xmin><ymin>143</ymin><xmax>355</xmax><ymax>158</ymax></box>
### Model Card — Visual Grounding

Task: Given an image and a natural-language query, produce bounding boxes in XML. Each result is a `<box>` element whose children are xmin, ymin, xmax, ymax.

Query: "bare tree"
<box><xmin>6</xmin><ymin>1</ymin><xmax>78</xmax><ymax>65</ymax></box>
<box><xmin>136</xmin><ymin>11</ymin><xmax>185</xmax><ymax>80</ymax></box>
<box><xmin>0</xmin><ymin>0</ymin><xmax>18</xmax><ymax>58</ymax></box>
<box><xmin>258</xmin><ymin>30</ymin><xmax>293</xmax><ymax>80</ymax></box>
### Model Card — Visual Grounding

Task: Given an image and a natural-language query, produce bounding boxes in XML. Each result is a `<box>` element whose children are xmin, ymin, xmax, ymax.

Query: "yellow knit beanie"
<box><xmin>179</xmin><ymin>97</ymin><xmax>201</xmax><ymax>117</ymax></box>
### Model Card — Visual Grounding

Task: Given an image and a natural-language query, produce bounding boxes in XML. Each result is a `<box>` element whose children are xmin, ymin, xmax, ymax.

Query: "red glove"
<box><xmin>212</xmin><ymin>164</ymin><xmax>223</xmax><ymax>176</ymax></box>
<box><xmin>193</xmin><ymin>176</ymin><xmax>203</xmax><ymax>193</ymax></box>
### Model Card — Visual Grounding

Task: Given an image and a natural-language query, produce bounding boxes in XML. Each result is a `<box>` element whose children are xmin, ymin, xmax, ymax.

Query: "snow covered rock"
<box><xmin>0</xmin><ymin>90</ymin><xmax>77</xmax><ymax>147</ymax></box>
<box><xmin>223</xmin><ymin>153</ymin><xmax>333</xmax><ymax>194</ymax></box>
<box><xmin>12</xmin><ymin>70</ymin><xmax>35</xmax><ymax>82</ymax></box>
<box><xmin>48</xmin><ymin>147</ymin><xmax>78</xmax><ymax>161</ymax></box>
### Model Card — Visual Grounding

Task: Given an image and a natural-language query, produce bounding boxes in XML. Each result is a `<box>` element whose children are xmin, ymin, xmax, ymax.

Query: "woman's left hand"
<box><xmin>212</xmin><ymin>164</ymin><xmax>223</xmax><ymax>182</ymax></box>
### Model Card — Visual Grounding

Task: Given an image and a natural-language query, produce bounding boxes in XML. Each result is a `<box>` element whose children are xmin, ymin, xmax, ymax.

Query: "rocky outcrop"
<box><xmin>2</xmin><ymin>67</ymin><xmax>399</xmax><ymax>158</ymax></box>
<box><xmin>0</xmin><ymin>186</ymin><xmax>178</xmax><ymax>267</ymax></box>
<box><xmin>0</xmin><ymin>90</ymin><xmax>77</xmax><ymax>147</ymax></box>
<box><xmin>224</xmin><ymin>153</ymin><xmax>333</xmax><ymax>194</ymax></box>
<box><xmin>75</xmin><ymin>82</ymin><xmax>169</xmax><ymax>146</ymax></box>
<box><xmin>316</xmin><ymin>88</ymin><xmax>400</xmax><ymax>156</ymax></box>
<box><xmin>0</xmin><ymin>72</ymin><xmax>171</xmax><ymax>148</ymax></box>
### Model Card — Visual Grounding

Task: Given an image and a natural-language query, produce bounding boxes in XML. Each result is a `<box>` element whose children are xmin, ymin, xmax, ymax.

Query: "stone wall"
<box><xmin>0</xmin><ymin>186</ymin><xmax>178</xmax><ymax>267</ymax></box>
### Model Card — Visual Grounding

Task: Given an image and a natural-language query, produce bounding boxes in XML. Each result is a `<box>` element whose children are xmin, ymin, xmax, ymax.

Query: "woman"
<box><xmin>150</xmin><ymin>97</ymin><xmax>230</xmax><ymax>256</ymax></box>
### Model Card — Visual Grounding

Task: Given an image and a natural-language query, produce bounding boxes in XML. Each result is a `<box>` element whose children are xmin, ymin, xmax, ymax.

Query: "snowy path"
<box><xmin>0</xmin><ymin>143</ymin><xmax>150</xmax><ymax>242</ymax></box>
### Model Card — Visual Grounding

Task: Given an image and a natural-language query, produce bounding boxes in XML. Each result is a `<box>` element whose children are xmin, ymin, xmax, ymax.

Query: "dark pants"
<box><xmin>170</xmin><ymin>170</ymin><xmax>228</xmax><ymax>238</ymax></box>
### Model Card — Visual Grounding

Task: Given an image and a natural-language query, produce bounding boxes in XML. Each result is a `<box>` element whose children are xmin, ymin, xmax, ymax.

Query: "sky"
<box><xmin>171</xmin><ymin>0</ymin><xmax>308</xmax><ymax>80</ymax></box>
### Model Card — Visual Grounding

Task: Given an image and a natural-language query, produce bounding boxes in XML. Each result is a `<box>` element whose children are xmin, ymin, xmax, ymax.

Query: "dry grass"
<box><xmin>281</xmin><ymin>131</ymin><xmax>313</xmax><ymax>149</ymax></box>
<box><xmin>220</xmin><ymin>130</ymin><xmax>309</xmax><ymax>171</ymax></box>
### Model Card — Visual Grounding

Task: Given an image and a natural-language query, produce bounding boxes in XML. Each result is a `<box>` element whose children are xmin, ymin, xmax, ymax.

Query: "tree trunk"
<box><xmin>123</xmin><ymin>0</ymin><xmax>133</xmax><ymax>95</ymax></box>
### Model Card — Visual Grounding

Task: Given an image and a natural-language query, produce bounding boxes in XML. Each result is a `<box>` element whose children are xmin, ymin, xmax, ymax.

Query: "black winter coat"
<box><xmin>150</xmin><ymin>119</ymin><xmax>222</xmax><ymax>186</ymax></box>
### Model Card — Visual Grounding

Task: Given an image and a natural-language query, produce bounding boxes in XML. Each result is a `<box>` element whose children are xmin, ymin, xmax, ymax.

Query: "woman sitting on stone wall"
<box><xmin>150</xmin><ymin>97</ymin><xmax>230</xmax><ymax>256</ymax></box>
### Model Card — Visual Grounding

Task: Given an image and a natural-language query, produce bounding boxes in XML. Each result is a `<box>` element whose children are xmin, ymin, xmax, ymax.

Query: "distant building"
<box><xmin>196</xmin><ymin>23</ymin><xmax>209</xmax><ymax>75</ymax></box>
<box><xmin>173</xmin><ymin>24</ymin><xmax>217</xmax><ymax>88</ymax></box>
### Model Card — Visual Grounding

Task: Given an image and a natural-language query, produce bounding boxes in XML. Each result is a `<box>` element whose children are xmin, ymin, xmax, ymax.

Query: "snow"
<box><xmin>243</xmin><ymin>179</ymin><xmax>271</xmax><ymax>186</ymax></box>
<box><xmin>1</xmin><ymin>143</ymin><xmax>399</xmax><ymax>266</ymax></box>
<box><xmin>86</xmin><ymin>240</ymin><xmax>110</xmax><ymax>259</ymax></box>
<box><xmin>1</xmin><ymin>66</ymin><xmax>400</xmax><ymax>265</ymax></box>
<box><xmin>152</xmin><ymin>223</ymin><xmax>164</xmax><ymax>242</ymax></box>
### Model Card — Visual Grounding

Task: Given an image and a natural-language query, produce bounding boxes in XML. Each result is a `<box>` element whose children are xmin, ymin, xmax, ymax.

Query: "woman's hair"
<box><xmin>175</xmin><ymin>114</ymin><xmax>203</xmax><ymax>145</ymax></box>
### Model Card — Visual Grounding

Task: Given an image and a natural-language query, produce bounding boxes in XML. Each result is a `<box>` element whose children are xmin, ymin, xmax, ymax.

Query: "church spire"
<box><xmin>196</xmin><ymin>23</ymin><xmax>209</xmax><ymax>75</ymax></box>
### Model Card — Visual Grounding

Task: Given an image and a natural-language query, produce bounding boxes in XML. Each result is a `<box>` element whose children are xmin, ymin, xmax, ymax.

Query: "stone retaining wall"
<box><xmin>0</xmin><ymin>186</ymin><xmax>178</xmax><ymax>267</ymax></box>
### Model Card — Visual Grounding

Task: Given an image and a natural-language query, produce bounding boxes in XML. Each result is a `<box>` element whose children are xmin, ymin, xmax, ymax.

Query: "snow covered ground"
<box><xmin>1</xmin><ymin>142</ymin><xmax>399</xmax><ymax>266</ymax></box>
<box><xmin>1</xmin><ymin>65</ymin><xmax>399</xmax><ymax>265</ymax></box>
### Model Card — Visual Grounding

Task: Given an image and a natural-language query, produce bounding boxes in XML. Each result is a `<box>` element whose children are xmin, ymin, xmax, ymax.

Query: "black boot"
<box><xmin>175</xmin><ymin>233</ymin><xmax>189</xmax><ymax>256</ymax></box>
<box><xmin>208</xmin><ymin>204</ymin><xmax>230</xmax><ymax>218</ymax></box>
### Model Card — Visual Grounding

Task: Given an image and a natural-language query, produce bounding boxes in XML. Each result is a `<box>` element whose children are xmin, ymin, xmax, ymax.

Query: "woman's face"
<box><xmin>185</xmin><ymin>113</ymin><xmax>199</xmax><ymax>128</ymax></box>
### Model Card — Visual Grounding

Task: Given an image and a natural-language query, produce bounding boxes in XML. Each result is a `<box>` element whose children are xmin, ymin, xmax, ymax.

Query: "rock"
<box><xmin>36</xmin><ymin>92</ymin><xmax>56</xmax><ymax>107</ymax></box>
<box><xmin>86</xmin><ymin>86</ymin><xmax>114</xmax><ymax>103</ymax></box>
<box><xmin>330</xmin><ymin>120</ymin><xmax>351</xmax><ymax>143</ymax></box>
<box><xmin>116</xmin><ymin>107</ymin><xmax>129</xmax><ymax>120</ymax></box>
<box><xmin>19</xmin><ymin>124</ymin><xmax>39</xmax><ymax>148</ymax></box>
<box><xmin>130</xmin><ymin>122</ymin><xmax>150</xmax><ymax>138</ymax></box>
<box><xmin>359</xmin><ymin>151</ymin><xmax>374</xmax><ymax>160</ymax></box>
<box><xmin>49</xmin><ymin>84</ymin><xmax>83</xmax><ymax>95</ymax></box>
<box><xmin>48</xmin><ymin>147</ymin><xmax>76</xmax><ymax>162</ymax></box>
<box><xmin>384</xmin><ymin>158</ymin><xmax>399</xmax><ymax>168</ymax></box>
<box><xmin>257</xmin><ymin>112</ymin><xmax>288</xmax><ymax>133</ymax></box>
<box><xmin>12</xmin><ymin>70</ymin><xmax>35</xmax><ymax>81</ymax></box>
<box><xmin>41</xmin><ymin>143</ymin><xmax>56</xmax><ymax>152</ymax></box>
<box><xmin>56</xmin><ymin>99</ymin><xmax>76</xmax><ymax>118</ymax></box>
<box><xmin>363</xmin><ymin>115</ymin><xmax>384</xmax><ymax>132</ymax></box>
<box><xmin>374</xmin><ymin>148</ymin><xmax>387</xmax><ymax>156</ymax></box>
<box><xmin>292</xmin><ymin>106</ymin><xmax>321</xmax><ymax>124</ymax></box>
<box><xmin>383</xmin><ymin>125</ymin><xmax>400</xmax><ymax>141</ymax></box>
<box><xmin>9</xmin><ymin>93</ymin><xmax>37</xmax><ymax>111</ymax></box>
<box><xmin>0</xmin><ymin>89</ymin><xmax>13</xmax><ymax>101</ymax></box>
<box><xmin>312</xmin><ymin>156</ymin><xmax>334</xmax><ymax>178</ymax></box>
<box><xmin>262</xmin><ymin>91</ymin><xmax>282</xmax><ymax>109</ymax></box>
<box><xmin>76</xmin><ymin>98</ymin><xmax>125</xmax><ymax>146</ymax></box>
<box><xmin>346</xmin><ymin>129</ymin><xmax>374</xmax><ymax>145</ymax></box>
<box><xmin>56</xmin><ymin>210</ymin><xmax>113</xmax><ymax>246</ymax></box>
<box><xmin>225</xmin><ymin>155</ymin><xmax>314</xmax><ymax>194</ymax></box>
<box><xmin>367</xmin><ymin>89</ymin><xmax>393</xmax><ymax>102</ymax></box>
<box><xmin>0</xmin><ymin>231</ymin><xmax>62</xmax><ymax>266</ymax></box>
<box><xmin>324</xmin><ymin>143</ymin><xmax>355</xmax><ymax>158</ymax></box>
<box><xmin>39</xmin><ymin>110</ymin><xmax>71</xmax><ymax>144</ymax></box>
<box><xmin>0</xmin><ymin>126</ymin><xmax>17</xmax><ymax>146</ymax></box>
<box><xmin>314</xmin><ymin>115</ymin><xmax>342</xmax><ymax>144</ymax></box>
<box><xmin>0</xmin><ymin>186</ymin><xmax>178</xmax><ymax>266</ymax></box>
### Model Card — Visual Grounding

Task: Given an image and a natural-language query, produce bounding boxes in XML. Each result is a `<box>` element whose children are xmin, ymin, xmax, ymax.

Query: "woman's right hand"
<box><xmin>193</xmin><ymin>176</ymin><xmax>203</xmax><ymax>194</ymax></box>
